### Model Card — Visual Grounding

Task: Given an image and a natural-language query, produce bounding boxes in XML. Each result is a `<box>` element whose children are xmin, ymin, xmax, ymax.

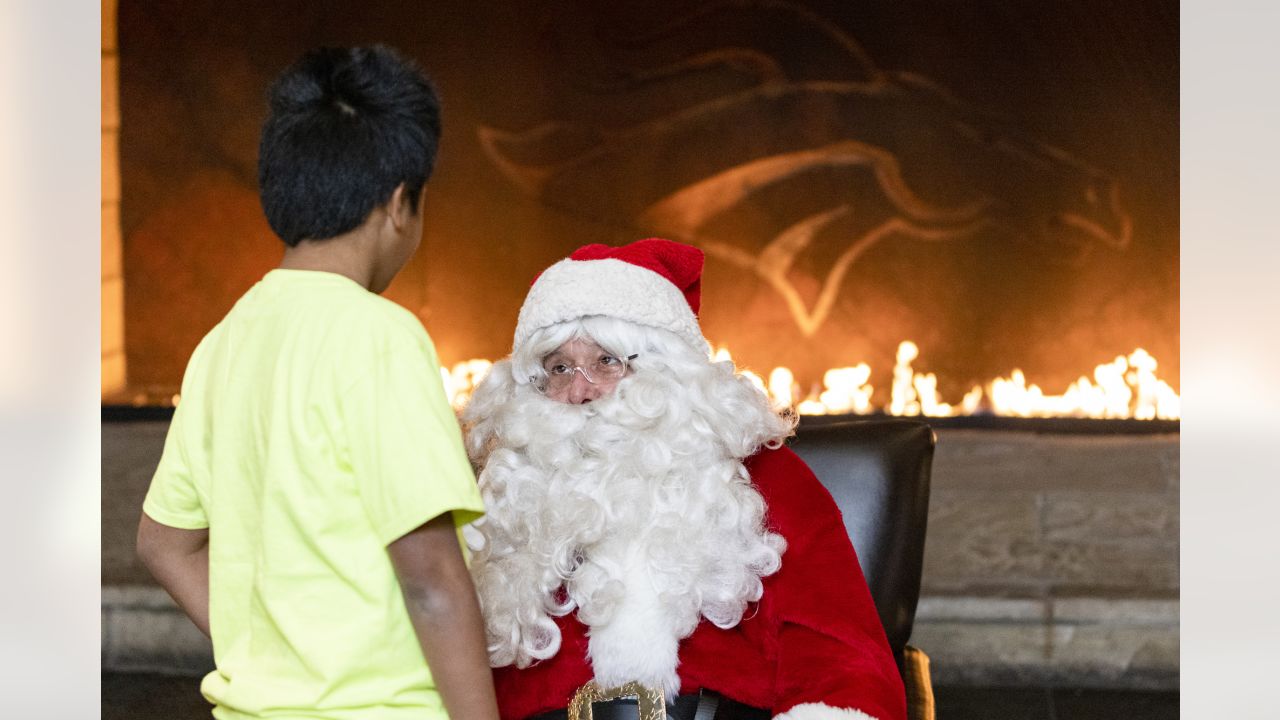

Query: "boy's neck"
<box><xmin>278</xmin><ymin>228</ymin><xmax>379</xmax><ymax>291</ymax></box>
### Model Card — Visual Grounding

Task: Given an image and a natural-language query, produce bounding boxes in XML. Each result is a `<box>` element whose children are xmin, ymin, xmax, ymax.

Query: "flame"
<box><xmin>815</xmin><ymin>364</ymin><xmax>874</xmax><ymax>415</ymax></box>
<box><xmin>439</xmin><ymin>341</ymin><xmax>1179</xmax><ymax>420</ymax></box>
<box><xmin>985</xmin><ymin>348</ymin><xmax>1179</xmax><ymax>419</ymax></box>
<box><xmin>768</xmin><ymin>367</ymin><xmax>796</xmax><ymax>409</ymax></box>
<box><xmin>442</xmin><ymin>358</ymin><xmax>493</xmax><ymax>411</ymax></box>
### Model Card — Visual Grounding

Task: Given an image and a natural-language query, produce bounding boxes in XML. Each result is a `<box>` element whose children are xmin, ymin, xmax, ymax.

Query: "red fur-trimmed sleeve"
<box><xmin>748</xmin><ymin>447</ymin><xmax>907</xmax><ymax>720</ymax></box>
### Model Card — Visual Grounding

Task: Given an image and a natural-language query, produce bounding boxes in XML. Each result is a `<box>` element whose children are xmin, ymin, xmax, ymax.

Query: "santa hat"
<box><xmin>513</xmin><ymin>238</ymin><xmax>711</xmax><ymax>357</ymax></box>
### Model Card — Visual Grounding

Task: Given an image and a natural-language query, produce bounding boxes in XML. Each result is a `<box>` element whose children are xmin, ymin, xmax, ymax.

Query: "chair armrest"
<box><xmin>903</xmin><ymin>645</ymin><xmax>935</xmax><ymax>720</ymax></box>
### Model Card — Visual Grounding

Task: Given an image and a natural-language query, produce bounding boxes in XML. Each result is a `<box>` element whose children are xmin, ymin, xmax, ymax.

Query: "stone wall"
<box><xmin>102</xmin><ymin>419</ymin><xmax>1178</xmax><ymax>687</ymax></box>
<box><xmin>925</xmin><ymin>430</ymin><xmax>1178</xmax><ymax>597</ymax></box>
<box><xmin>914</xmin><ymin>430</ymin><xmax>1178</xmax><ymax>688</ymax></box>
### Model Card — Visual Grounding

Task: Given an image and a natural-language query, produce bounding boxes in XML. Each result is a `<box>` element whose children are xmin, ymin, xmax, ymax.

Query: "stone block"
<box><xmin>916</xmin><ymin>595</ymin><xmax>1047</xmax><ymax>623</ymax></box>
<box><xmin>1084</xmin><ymin>540</ymin><xmax>1177</xmax><ymax>589</ymax></box>
<box><xmin>1042</xmin><ymin>492</ymin><xmax>1178</xmax><ymax>544</ymax></box>
<box><xmin>911</xmin><ymin>621</ymin><xmax>1049</xmax><ymax>685</ymax></box>
<box><xmin>1035</xmin><ymin>539</ymin><xmax>1179</xmax><ymax>591</ymax></box>
<box><xmin>1052</xmin><ymin>597</ymin><xmax>1179</xmax><ymax>626</ymax></box>
<box><xmin>1047</xmin><ymin>623</ymin><xmax>1179</xmax><ymax>684</ymax></box>
<box><xmin>921</xmin><ymin>430</ymin><xmax>1179</xmax><ymax>597</ymax></box>
<box><xmin>923</xmin><ymin>490</ymin><xmax>1178</xmax><ymax>595</ymax></box>
<box><xmin>102</xmin><ymin>422</ymin><xmax>170</xmax><ymax>585</ymax></box>
<box><xmin>922</xmin><ymin>492</ymin><xmax>1043</xmax><ymax>589</ymax></box>
<box><xmin>102</xmin><ymin>586</ymin><xmax>212</xmax><ymax>673</ymax></box>
<box><xmin>1161</xmin><ymin>445</ymin><xmax>1180</xmax><ymax>491</ymax></box>
<box><xmin>932</xmin><ymin>430</ymin><xmax>1178</xmax><ymax>492</ymax></box>
<box><xmin>103</xmin><ymin>584</ymin><xmax>180</xmax><ymax>610</ymax></box>
<box><xmin>911</xmin><ymin>595</ymin><xmax>1179</xmax><ymax>689</ymax></box>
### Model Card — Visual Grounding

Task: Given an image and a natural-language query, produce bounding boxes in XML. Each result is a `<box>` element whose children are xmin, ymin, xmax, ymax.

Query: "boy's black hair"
<box><xmin>258</xmin><ymin>45</ymin><xmax>442</xmax><ymax>246</ymax></box>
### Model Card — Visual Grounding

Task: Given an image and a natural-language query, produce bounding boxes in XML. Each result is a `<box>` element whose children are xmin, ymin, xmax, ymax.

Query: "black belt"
<box><xmin>528</xmin><ymin>689</ymin><xmax>769</xmax><ymax>720</ymax></box>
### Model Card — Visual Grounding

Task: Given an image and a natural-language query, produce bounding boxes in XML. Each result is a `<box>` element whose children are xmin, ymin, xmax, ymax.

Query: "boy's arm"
<box><xmin>136</xmin><ymin>512</ymin><xmax>211</xmax><ymax>637</ymax></box>
<box><xmin>387</xmin><ymin>513</ymin><xmax>500</xmax><ymax>720</ymax></box>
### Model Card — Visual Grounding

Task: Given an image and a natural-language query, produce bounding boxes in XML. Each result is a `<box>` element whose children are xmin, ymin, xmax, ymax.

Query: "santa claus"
<box><xmin>462</xmin><ymin>238</ymin><xmax>906</xmax><ymax>720</ymax></box>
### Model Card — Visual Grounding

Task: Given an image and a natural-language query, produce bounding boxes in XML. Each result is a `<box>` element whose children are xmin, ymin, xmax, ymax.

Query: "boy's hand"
<box><xmin>136</xmin><ymin>512</ymin><xmax>211</xmax><ymax>637</ymax></box>
<box><xmin>388</xmin><ymin>513</ymin><xmax>500</xmax><ymax>720</ymax></box>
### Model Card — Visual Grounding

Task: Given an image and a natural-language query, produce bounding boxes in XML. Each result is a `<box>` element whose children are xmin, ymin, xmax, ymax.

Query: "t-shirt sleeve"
<box><xmin>342</xmin><ymin>334</ymin><xmax>485</xmax><ymax>547</ymax></box>
<box><xmin>142</xmin><ymin>394</ymin><xmax>210</xmax><ymax>530</ymax></box>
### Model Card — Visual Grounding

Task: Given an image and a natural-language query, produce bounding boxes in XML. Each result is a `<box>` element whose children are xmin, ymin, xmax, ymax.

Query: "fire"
<box><xmin>984</xmin><ymin>348</ymin><xmax>1179</xmax><ymax>420</ymax></box>
<box><xmin>439</xmin><ymin>342</ymin><xmax>1179</xmax><ymax>420</ymax></box>
<box><xmin>442</xmin><ymin>359</ymin><xmax>493</xmax><ymax>412</ymax></box>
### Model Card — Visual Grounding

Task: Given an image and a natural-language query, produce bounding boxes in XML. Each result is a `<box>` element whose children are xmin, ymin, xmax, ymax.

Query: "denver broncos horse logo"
<box><xmin>479</xmin><ymin>0</ymin><xmax>1131</xmax><ymax>337</ymax></box>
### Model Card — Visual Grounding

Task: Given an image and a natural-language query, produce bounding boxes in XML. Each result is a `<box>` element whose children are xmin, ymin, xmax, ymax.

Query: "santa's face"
<box><xmin>462</xmin><ymin>319</ymin><xmax>793</xmax><ymax>686</ymax></box>
<box><xmin>538</xmin><ymin>338</ymin><xmax>631</xmax><ymax>404</ymax></box>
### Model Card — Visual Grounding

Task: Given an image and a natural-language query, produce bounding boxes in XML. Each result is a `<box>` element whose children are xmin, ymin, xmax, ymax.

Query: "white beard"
<box><xmin>463</xmin><ymin>361</ymin><xmax>789</xmax><ymax>695</ymax></box>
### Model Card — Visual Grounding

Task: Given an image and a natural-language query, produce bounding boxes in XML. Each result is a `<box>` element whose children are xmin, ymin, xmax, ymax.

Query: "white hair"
<box><xmin>461</xmin><ymin>317</ymin><xmax>795</xmax><ymax>687</ymax></box>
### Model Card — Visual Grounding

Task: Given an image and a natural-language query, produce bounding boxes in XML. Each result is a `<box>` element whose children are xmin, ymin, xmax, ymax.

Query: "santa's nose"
<box><xmin>566</xmin><ymin>370</ymin><xmax>600</xmax><ymax>404</ymax></box>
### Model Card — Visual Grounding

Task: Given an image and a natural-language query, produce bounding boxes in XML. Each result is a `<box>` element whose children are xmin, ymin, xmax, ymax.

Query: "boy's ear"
<box><xmin>386</xmin><ymin>182</ymin><xmax>416</xmax><ymax>232</ymax></box>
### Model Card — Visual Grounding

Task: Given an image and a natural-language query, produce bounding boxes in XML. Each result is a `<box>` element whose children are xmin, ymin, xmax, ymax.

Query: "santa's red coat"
<box><xmin>491</xmin><ymin>445</ymin><xmax>908</xmax><ymax>720</ymax></box>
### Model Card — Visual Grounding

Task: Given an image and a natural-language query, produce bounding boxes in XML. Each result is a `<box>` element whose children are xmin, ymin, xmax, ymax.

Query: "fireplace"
<box><xmin>103</xmin><ymin>0</ymin><xmax>1178</xmax><ymax>423</ymax></box>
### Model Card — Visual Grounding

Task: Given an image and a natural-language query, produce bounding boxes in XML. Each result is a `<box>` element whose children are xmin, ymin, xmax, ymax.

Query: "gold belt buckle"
<box><xmin>567</xmin><ymin>680</ymin><xmax>666</xmax><ymax>720</ymax></box>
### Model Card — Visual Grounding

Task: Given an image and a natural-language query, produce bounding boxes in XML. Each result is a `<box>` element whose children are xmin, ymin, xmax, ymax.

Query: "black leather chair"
<box><xmin>787</xmin><ymin>418</ymin><xmax>936</xmax><ymax>720</ymax></box>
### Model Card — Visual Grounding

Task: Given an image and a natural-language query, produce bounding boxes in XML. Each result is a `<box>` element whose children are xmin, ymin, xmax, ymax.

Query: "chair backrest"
<box><xmin>786</xmin><ymin>418</ymin><xmax>935</xmax><ymax>666</ymax></box>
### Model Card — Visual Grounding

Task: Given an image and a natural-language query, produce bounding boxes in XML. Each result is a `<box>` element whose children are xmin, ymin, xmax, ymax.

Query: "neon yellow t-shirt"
<box><xmin>143</xmin><ymin>269</ymin><xmax>485</xmax><ymax>720</ymax></box>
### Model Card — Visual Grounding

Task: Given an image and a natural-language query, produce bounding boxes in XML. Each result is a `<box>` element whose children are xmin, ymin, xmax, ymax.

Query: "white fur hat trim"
<box><xmin>773</xmin><ymin>702</ymin><xmax>878</xmax><ymax>720</ymax></box>
<box><xmin>513</xmin><ymin>257</ymin><xmax>711</xmax><ymax>356</ymax></box>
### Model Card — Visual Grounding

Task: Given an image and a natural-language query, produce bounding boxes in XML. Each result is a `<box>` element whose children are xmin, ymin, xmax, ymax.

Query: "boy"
<box><xmin>136</xmin><ymin>46</ymin><xmax>498</xmax><ymax>720</ymax></box>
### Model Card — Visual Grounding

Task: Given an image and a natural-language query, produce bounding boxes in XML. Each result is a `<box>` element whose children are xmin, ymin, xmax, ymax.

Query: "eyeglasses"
<box><xmin>536</xmin><ymin>353</ymin><xmax>639</xmax><ymax>393</ymax></box>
